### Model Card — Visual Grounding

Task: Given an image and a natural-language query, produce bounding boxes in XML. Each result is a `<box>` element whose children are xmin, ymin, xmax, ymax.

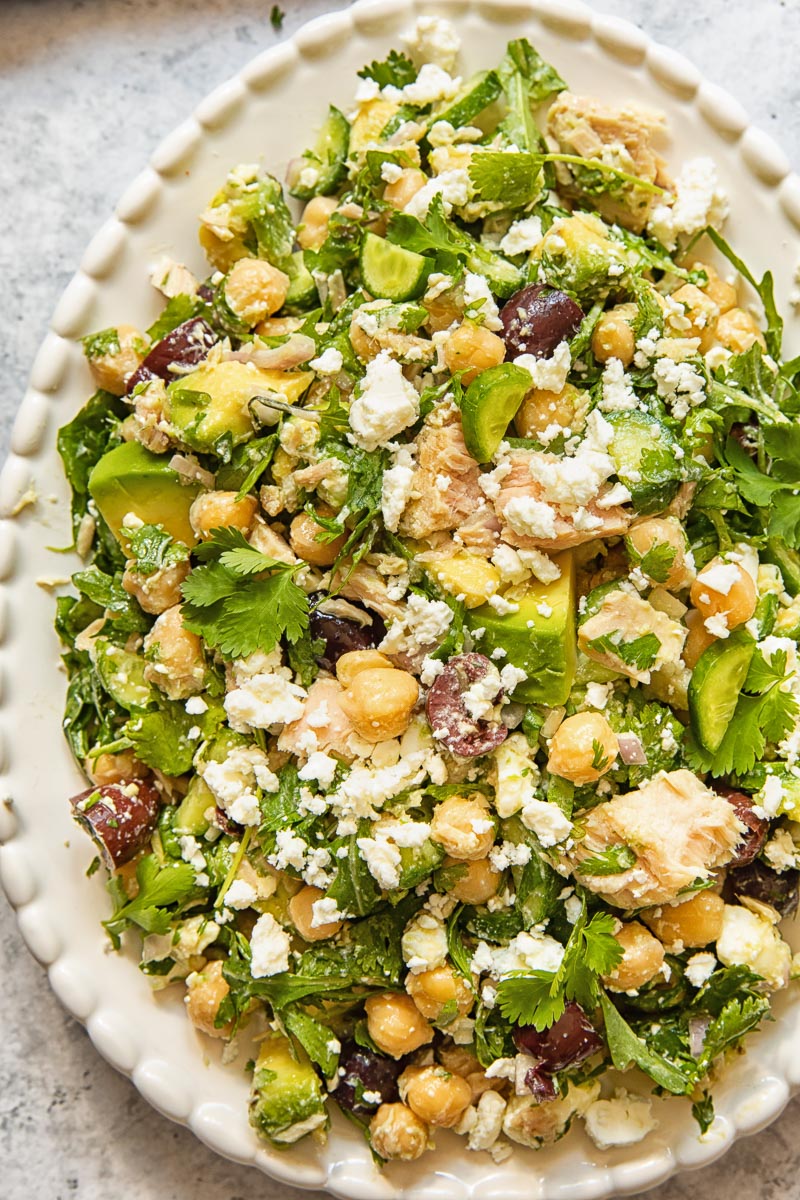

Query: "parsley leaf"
<box><xmin>578</xmin><ymin>843</ymin><xmax>636</xmax><ymax>876</ymax></box>
<box><xmin>358</xmin><ymin>50</ymin><xmax>417</xmax><ymax>90</ymax></box>
<box><xmin>496</xmin><ymin>904</ymin><xmax>622</xmax><ymax>1031</ymax></box>
<box><xmin>81</xmin><ymin>328</ymin><xmax>120</xmax><ymax>359</ymax></box>
<box><xmin>468</xmin><ymin>150</ymin><xmax>542</xmax><ymax>208</ymax></box>
<box><xmin>103</xmin><ymin>855</ymin><xmax>196</xmax><ymax>948</ymax></box>
<box><xmin>269</xmin><ymin>5</ymin><xmax>284</xmax><ymax>30</ymax></box>
<box><xmin>692</xmin><ymin>1091</ymin><xmax>715</xmax><ymax>1136</ymax></box>
<box><xmin>497</xmin><ymin>38</ymin><xmax>565</xmax><ymax>156</ymax></box>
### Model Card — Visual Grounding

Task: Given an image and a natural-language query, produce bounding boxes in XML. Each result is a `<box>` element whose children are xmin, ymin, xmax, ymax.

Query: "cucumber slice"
<box><xmin>461</xmin><ymin>363</ymin><xmax>532</xmax><ymax>463</ymax></box>
<box><xmin>605</xmin><ymin>410</ymin><xmax>682</xmax><ymax>514</ymax></box>
<box><xmin>360</xmin><ymin>232</ymin><xmax>432</xmax><ymax>302</ymax></box>
<box><xmin>425</xmin><ymin>70</ymin><xmax>502</xmax><ymax>136</ymax></box>
<box><xmin>688</xmin><ymin>628</ymin><xmax>756</xmax><ymax>754</ymax></box>
<box><xmin>288</xmin><ymin>105</ymin><xmax>350</xmax><ymax>200</ymax></box>
<box><xmin>763</xmin><ymin>538</ymin><xmax>800</xmax><ymax>597</ymax></box>
<box><xmin>467</xmin><ymin>246</ymin><xmax>523</xmax><ymax>301</ymax></box>
<box><xmin>284</xmin><ymin>251</ymin><xmax>318</xmax><ymax>313</ymax></box>
<box><xmin>95</xmin><ymin>640</ymin><xmax>154</xmax><ymax>711</ymax></box>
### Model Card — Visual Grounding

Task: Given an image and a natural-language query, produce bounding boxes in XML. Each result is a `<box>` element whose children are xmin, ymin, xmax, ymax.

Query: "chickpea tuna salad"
<box><xmin>55</xmin><ymin>14</ymin><xmax>800</xmax><ymax>1165</ymax></box>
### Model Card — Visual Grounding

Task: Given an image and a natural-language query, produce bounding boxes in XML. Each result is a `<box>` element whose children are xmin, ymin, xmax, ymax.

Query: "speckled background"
<box><xmin>3</xmin><ymin>2</ymin><xmax>800</xmax><ymax>1196</ymax></box>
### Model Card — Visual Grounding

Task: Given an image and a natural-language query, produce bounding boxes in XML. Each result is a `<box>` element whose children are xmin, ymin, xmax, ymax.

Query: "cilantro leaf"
<box><xmin>125</xmin><ymin>697</ymin><xmax>221</xmax><ymax>775</ymax></box>
<box><xmin>358</xmin><ymin>50</ymin><xmax>417</xmax><ymax>90</ymax></box>
<box><xmin>600</xmin><ymin>992</ymin><xmax>694</xmax><ymax>1095</ymax></box>
<box><xmin>103</xmin><ymin>855</ymin><xmax>196</xmax><ymax>948</ymax></box>
<box><xmin>81</xmin><ymin>328</ymin><xmax>120</xmax><ymax>359</ymax></box>
<box><xmin>587</xmin><ymin>631</ymin><xmax>661</xmax><ymax>672</ymax></box>
<box><xmin>578</xmin><ymin>843</ymin><xmax>636</xmax><ymax>876</ymax></box>
<box><xmin>692</xmin><ymin>1092</ymin><xmax>715</xmax><ymax>1136</ymax></box>
<box><xmin>468</xmin><ymin>150</ymin><xmax>542</xmax><ymax>208</ymax></box>
<box><xmin>639</xmin><ymin>542</ymin><xmax>677</xmax><ymax>584</ymax></box>
<box><xmin>269</xmin><ymin>4</ymin><xmax>284</xmax><ymax>30</ymax></box>
<box><xmin>495</xmin><ymin>904</ymin><xmax>622</xmax><ymax>1031</ymax></box>
<box><xmin>128</xmin><ymin>523</ymin><xmax>189</xmax><ymax>576</ymax></box>
<box><xmin>497</xmin><ymin>38</ymin><xmax>565</xmax><ymax>156</ymax></box>
<box><xmin>184</xmin><ymin>572</ymin><xmax>308</xmax><ymax>660</ymax></box>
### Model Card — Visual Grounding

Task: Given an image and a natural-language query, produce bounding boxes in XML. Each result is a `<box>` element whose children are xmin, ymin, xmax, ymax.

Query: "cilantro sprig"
<box><xmin>181</xmin><ymin>527</ymin><xmax>309</xmax><ymax>660</ymax></box>
<box><xmin>104</xmin><ymin>855</ymin><xmax>196</xmax><ymax>948</ymax></box>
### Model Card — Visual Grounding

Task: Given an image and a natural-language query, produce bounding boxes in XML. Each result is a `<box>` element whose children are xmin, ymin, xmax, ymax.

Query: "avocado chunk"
<box><xmin>166</xmin><ymin>360</ymin><xmax>311</xmax><ymax>453</ymax></box>
<box><xmin>249</xmin><ymin>1034</ymin><xmax>328</xmax><ymax>1146</ymax></box>
<box><xmin>466</xmin><ymin>551</ymin><xmax>576</xmax><ymax>706</ymax></box>
<box><xmin>88</xmin><ymin>441</ymin><xmax>201</xmax><ymax>548</ymax></box>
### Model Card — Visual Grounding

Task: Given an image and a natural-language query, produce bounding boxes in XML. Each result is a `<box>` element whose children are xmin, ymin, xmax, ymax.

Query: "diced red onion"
<box><xmin>618</xmin><ymin>732</ymin><xmax>647</xmax><ymax>765</ymax></box>
<box><xmin>169</xmin><ymin>454</ymin><xmax>216</xmax><ymax>489</ymax></box>
<box><xmin>226</xmin><ymin>334</ymin><xmax>316</xmax><ymax>371</ymax></box>
<box><xmin>688</xmin><ymin>1016</ymin><xmax>710</xmax><ymax>1058</ymax></box>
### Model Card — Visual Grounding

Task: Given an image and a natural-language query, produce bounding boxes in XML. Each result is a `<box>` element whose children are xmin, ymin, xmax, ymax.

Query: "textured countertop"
<box><xmin>2</xmin><ymin>1</ymin><xmax>800</xmax><ymax>1197</ymax></box>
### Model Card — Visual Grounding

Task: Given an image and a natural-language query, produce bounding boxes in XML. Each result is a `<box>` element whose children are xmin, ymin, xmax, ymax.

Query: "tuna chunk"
<box><xmin>399</xmin><ymin>415</ymin><xmax>484</xmax><ymax>540</ymax></box>
<box><xmin>571</xmin><ymin>769</ymin><xmax>745</xmax><ymax>908</ymax></box>
<box><xmin>503</xmin><ymin>1081</ymin><xmax>600</xmax><ymax>1148</ymax></box>
<box><xmin>547</xmin><ymin>92</ymin><xmax>667</xmax><ymax>232</ymax></box>
<box><xmin>331</xmin><ymin>561</ymin><xmax>405</xmax><ymax>623</ymax></box>
<box><xmin>579</xmin><ymin>589</ymin><xmax>687</xmax><ymax>684</ymax></box>
<box><xmin>277</xmin><ymin>678</ymin><xmax>370</xmax><ymax>762</ymax></box>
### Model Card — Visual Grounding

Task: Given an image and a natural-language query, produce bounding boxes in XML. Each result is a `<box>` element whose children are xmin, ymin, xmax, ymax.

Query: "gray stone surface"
<box><xmin>2</xmin><ymin>1</ymin><xmax>799</xmax><ymax>1196</ymax></box>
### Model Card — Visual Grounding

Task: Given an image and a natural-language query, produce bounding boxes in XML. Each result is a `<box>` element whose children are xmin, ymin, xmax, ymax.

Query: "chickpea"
<box><xmin>297</xmin><ymin>195</ymin><xmax>338</xmax><ymax>251</ymax></box>
<box><xmin>369</xmin><ymin>1102</ymin><xmax>429</xmax><ymax>1162</ymax></box>
<box><xmin>444</xmin><ymin>321</ymin><xmax>506</xmax><ymax>385</ymax></box>
<box><xmin>364</xmin><ymin>992</ymin><xmax>434</xmax><ymax>1059</ymax></box>
<box><xmin>715</xmin><ymin>307</ymin><xmax>766</xmax><ymax>354</ymax></box>
<box><xmin>289</xmin><ymin>510</ymin><xmax>346</xmax><ymax>567</ymax></box>
<box><xmin>446</xmin><ymin>856</ymin><xmax>501</xmax><ymax>905</ymax></box>
<box><xmin>670</xmin><ymin>283</ymin><xmax>719</xmax><ymax>352</ymax></box>
<box><xmin>384</xmin><ymin>167</ymin><xmax>428</xmax><ymax>211</ymax></box>
<box><xmin>642</xmin><ymin>891</ymin><xmax>725</xmax><ymax>952</ymax></box>
<box><xmin>515</xmin><ymin>382</ymin><xmax>587</xmax><ymax>440</ymax></box>
<box><xmin>603</xmin><ymin>921</ymin><xmax>665</xmax><ymax>993</ymax></box>
<box><xmin>122</xmin><ymin>558</ymin><xmax>190</xmax><ymax>615</ymax></box>
<box><xmin>406</xmin><ymin>964</ymin><xmax>474</xmax><ymax>1021</ymax></box>
<box><xmin>289</xmin><ymin>884</ymin><xmax>343</xmax><ymax>942</ymax></box>
<box><xmin>254</xmin><ymin>315</ymin><xmax>303</xmax><ymax>339</ymax></box>
<box><xmin>436</xmin><ymin>1045</ymin><xmax>492</xmax><ymax>1104</ymax></box>
<box><xmin>690</xmin><ymin>556</ymin><xmax>757</xmax><ymax>632</ymax></box>
<box><xmin>339</xmin><ymin>667</ymin><xmax>419</xmax><ymax>741</ymax></box>
<box><xmin>591</xmin><ymin>303</ymin><xmax>637</xmax><ymax>366</ymax></box>
<box><xmin>400</xmin><ymin>1064</ymin><xmax>473</xmax><ymax>1128</ymax></box>
<box><xmin>88</xmin><ymin>750</ymin><xmax>148</xmax><ymax>787</ymax></box>
<box><xmin>546</xmin><ymin>712</ymin><xmax>619</xmax><ymax>786</ymax></box>
<box><xmin>695</xmin><ymin>262</ymin><xmax>738</xmax><ymax>314</ymax></box>
<box><xmin>335</xmin><ymin>649</ymin><xmax>393</xmax><ymax>688</ymax></box>
<box><xmin>186</xmin><ymin>960</ymin><xmax>232</xmax><ymax>1037</ymax></box>
<box><xmin>223</xmin><ymin>257</ymin><xmax>289</xmax><ymax>326</ymax></box>
<box><xmin>683</xmin><ymin>607</ymin><xmax>717</xmax><ymax>670</ymax></box>
<box><xmin>87</xmin><ymin>324</ymin><xmax>146</xmax><ymax>395</ymax></box>
<box><xmin>143</xmin><ymin>604</ymin><xmax>205</xmax><ymax>700</ymax></box>
<box><xmin>189</xmin><ymin>491</ymin><xmax>258</xmax><ymax>540</ymax></box>
<box><xmin>626</xmin><ymin>516</ymin><xmax>694</xmax><ymax>591</ymax></box>
<box><xmin>430</xmin><ymin>795</ymin><xmax>495</xmax><ymax>861</ymax></box>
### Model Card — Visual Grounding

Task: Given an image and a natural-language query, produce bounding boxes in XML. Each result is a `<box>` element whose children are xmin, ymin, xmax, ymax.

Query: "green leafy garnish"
<box><xmin>639</xmin><ymin>542</ymin><xmax>677</xmax><ymax>584</ymax></box>
<box><xmin>358</xmin><ymin>50</ymin><xmax>417</xmax><ymax>90</ymax></box>
<box><xmin>468</xmin><ymin>151</ymin><xmax>542</xmax><ymax>208</ymax></box>
<box><xmin>270</xmin><ymin>4</ymin><xmax>284</xmax><ymax>30</ymax></box>
<box><xmin>587</xmin><ymin>631</ymin><xmax>661</xmax><ymax>672</ymax></box>
<box><xmin>127</xmin><ymin>523</ymin><xmax>189</xmax><ymax>576</ymax></box>
<box><xmin>579</xmin><ymin>843</ymin><xmax>636</xmax><ymax>876</ymax></box>
<box><xmin>104</xmin><ymin>856</ymin><xmax>196</xmax><ymax>948</ymax></box>
<box><xmin>81</xmin><ymin>328</ymin><xmax>120</xmax><ymax>359</ymax></box>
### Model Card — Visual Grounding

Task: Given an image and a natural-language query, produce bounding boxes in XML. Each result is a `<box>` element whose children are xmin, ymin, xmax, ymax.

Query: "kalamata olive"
<box><xmin>724</xmin><ymin>860</ymin><xmax>800</xmax><ymax>918</ymax></box>
<box><xmin>718</xmin><ymin>787</ymin><xmax>768</xmax><ymax>866</ymax></box>
<box><xmin>308</xmin><ymin>596</ymin><xmax>387</xmax><ymax>672</ymax></box>
<box><xmin>499</xmin><ymin>284</ymin><xmax>584</xmax><ymax>361</ymax></box>
<box><xmin>70</xmin><ymin>780</ymin><xmax>161</xmax><ymax>868</ymax></box>
<box><xmin>522</xmin><ymin>1065</ymin><xmax>557</xmax><ymax>1102</ymax></box>
<box><xmin>214</xmin><ymin>806</ymin><xmax>242</xmax><ymax>837</ymax></box>
<box><xmin>126</xmin><ymin>317</ymin><xmax>217</xmax><ymax>393</ymax></box>
<box><xmin>425</xmin><ymin>652</ymin><xmax>508</xmax><ymax>759</ymax></box>
<box><xmin>513</xmin><ymin>1002</ymin><xmax>603</xmax><ymax>1072</ymax></box>
<box><xmin>332</xmin><ymin>1040</ymin><xmax>402</xmax><ymax>1113</ymax></box>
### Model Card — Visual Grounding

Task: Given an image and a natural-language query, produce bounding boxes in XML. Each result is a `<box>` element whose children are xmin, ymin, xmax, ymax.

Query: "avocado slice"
<box><xmin>166</xmin><ymin>360</ymin><xmax>311</xmax><ymax>453</ymax></box>
<box><xmin>88</xmin><ymin>441</ymin><xmax>201</xmax><ymax>548</ymax></box>
<box><xmin>249</xmin><ymin>1034</ymin><xmax>328</xmax><ymax>1146</ymax></box>
<box><xmin>467</xmin><ymin>551</ymin><xmax>576</xmax><ymax>706</ymax></box>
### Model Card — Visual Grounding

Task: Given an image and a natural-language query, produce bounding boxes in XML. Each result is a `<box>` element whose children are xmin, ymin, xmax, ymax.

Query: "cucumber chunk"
<box><xmin>605</xmin><ymin>410</ymin><xmax>682</xmax><ymax>514</ymax></box>
<box><xmin>461</xmin><ymin>363</ymin><xmax>532</xmax><ymax>462</ymax></box>
<box><xmin>688</xmin><ymin>628</ymin><xmax>756</xmax><ymax>753</ymax></box>
<box><xmin>284</xmin><ymin>251</ymin><xmax>318</xmax><ymax>313</ymax></box>
<box><xmin>360</xmin><ymin>232</ymin><xmax>432</xmax><ymax>301</ymax></box>
<box><xmin>425</xmin><ymin>71</ymin><xmax>502</xmax><ymax>136</ymax></box>
<box><xmin>95</xmin><ymin>639</ymin><xmax>154</xmax><ymax>711</ymax></box>
<box><xmin>288</xmin><ymin>105</ymin><xmax>350</xmax><ymax>200</ymax></box>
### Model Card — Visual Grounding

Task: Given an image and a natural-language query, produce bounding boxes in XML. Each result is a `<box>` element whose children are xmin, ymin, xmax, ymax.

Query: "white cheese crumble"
<box><xmin>391</xmin><ymin>62</ymin><xmax>461</xmax><ymax>106</ymax></box>
<box><xmin>224</xmin><ymin>671</ymin><xmax>307</xmax><ymax>733</ymax></box>
<box><xmin>716</xmin><ymin>904</ymin><xmax>791</xmax><ymax>990</ymax></box>
<box><xmin>514</xmin><ymin>340</ymin><xmax>572</xmax><ymax>393</ymax></box>
<box><xmin>648</xmin><ymin>157</ymin><xmax>729</xmax><ymax>250</ymax></box>
<box><xmin>349</xmin><ymin>351</ymin><xmax>420</xmax><ymax>451</ymax></box>
<box><xmin>298</xmin><ymin>750</ymin><xmax>339</xmax><ymax>788</ymax></box>
<box><xmin>404</xmin><ymin>15</ymin><xmax>461</xmax><ymax>71</ymax></box>
<box><xmin>185</xmin><ymin>695</ymin><xmax>208</xmax><ymax>715</ymax></box>
<box><xmin>311</xmin><ymin>896</ymin><xmax>346</xmax><ymax>928</ymax></box>
<box><xmin>404</xmin><ymin>168</ymin><xmax>471</xmax><ymax>218</ymax></box>
<box><xmin>685</xmin><ymin>951</ymin><xmax>717</xmax><ymax>987</ymax></box>
<box><xmin>521</xmin><ymin>797</ymin><xmax>573</xmax><ymax>847</ymax></box>
<box><xmin>224</xmin><ymin>878</ymin><xmax>258</xmax><ymax>910</ymax></box>
<box><xmin>402</xmin><ymin>911</ymin><xmax>448</xmax><ymax>973</ymax></box>
<box><xmin>309</xmin><ymin>347</ymin><xmax>344</xmax><ymax>375</ymax></box>
<box><xmin>499</xmin><ymin>215</ymin><xmax>543</xmax><ymax>257</ymax></box>
<box><xmin>599</xmin><ymin>356</ymin><xmax>638</xmax><ymax>412</ymax></box>
<box><xmin>502</xmin><ymin>495</ymin><xmax>558</xmax><ymax>540</ymax></box>
<box><xmin>250</xmin><ymin>913</ymin><xmax>291</xmax><ymax>978</ymax></box>
<box><xmin>380</xmin><ymin>593</ymin><xmax>453</xmax><ymax>655</ymax></box>
<box><xmin>584</xmin><ymin>1091</ymin><xmax>657</xmax><ymax>1150</ymax></box>
<box><xmin>202</xmin><ymin>745</ymin><xmax>279</xmax><ymax>827</ymax></box>
<box><xmin>462</xmin><ymin>271</ymin><xmax>503</xmax><ymax>332</ymax></box>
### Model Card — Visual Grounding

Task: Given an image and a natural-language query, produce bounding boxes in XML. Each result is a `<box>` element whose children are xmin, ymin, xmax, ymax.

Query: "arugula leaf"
<box><xmin>495</xmin><ymin>904</ymin><xmax>622</xmax><ymax>1031</ymax></box>
<box><xmin>468</xmin><ymin>151</ymin><xmax>542</xmax><ymax>208</ymax></box>
<box><xmin>125</xmin><ymin>697</ymin><xmax>221</xmax><ymax>775</ymax></box>
<box><xmin>127</xmin><ymin>523</ymin><xmax>189</xmax><ymax>576</ymax></box>
<box><xmin>446</xmin><ymin>905</ymin><xmax>475</xmax><ymax>983</ymax></box>
<box><xmin>578</xmin><ymin>843</ymin><xmax>636</xmax><ymax>876</ymax></box>
<box><xmin>703</xmin><ymin>227</ymin><xmax>782</xmax><ymax>359</ymax></box>
<box><xmin>497</xmin><ymin>38</ymin><xmax>565</xmax><ymax>156</ymax></box>
<box><xmin>692</xmin><ymin>1092</ymin><xmax>715</xmax><ymax>1136</ymax></box>
<box><xmin>281</xmin><ymin>1005</ymin><xmax>340</xmax><ymax>1078</ymax></box>
<box><xmin>358</xmin><ymin>50</ymin><xmax>417</xmax><ymax>90</ymax></box>
<box><xmin>214</xmin><ymin>433</ymin><xmax>279</xmax><ymax>498</ymax></box>
<box><xmin>146</xmin><ymin>294</ymin><xmax>203</xmax><ymax>342</ymax></box>
<box><xmin>103</xmin><ymin>856</ymin><xmax>196</xmax><ymax>948</ymax></box>
<box><xmin>600</xmin><ymin>992</ymin><xmax>694</xmax><ymax>1095</ymax></box>
<box><xmin>72</xmin><ymin>566</ymin><xmax>149</xmax><ymax>636</ymax></box>
<box><xmin>325</xmin><ymin>827</ymin><xmax>383</xmax><ymax>918</ymax></box>
<box><xmin>587</xmin><ymin>631</ymin><xmax>661</xmax><ymax>672</ymax></box>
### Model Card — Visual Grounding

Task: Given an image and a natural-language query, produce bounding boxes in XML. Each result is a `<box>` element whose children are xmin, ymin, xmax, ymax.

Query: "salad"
<box><xmin>56</xmin><ymin>14</ymin><xmax>800</xmax><ymax>1165</ymax></box>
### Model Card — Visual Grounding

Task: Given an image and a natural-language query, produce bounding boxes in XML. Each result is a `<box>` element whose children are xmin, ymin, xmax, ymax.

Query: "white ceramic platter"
<box><xmin>3</xmin><ymin>1</ymin><xmax>800</xmax><ymax>1196</ymax></box>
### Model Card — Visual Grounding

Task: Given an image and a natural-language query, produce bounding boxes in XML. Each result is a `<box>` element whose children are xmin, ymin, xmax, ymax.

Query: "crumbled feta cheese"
<box><xmin>697</xmin><ymin>562</ymin><xmax>740</xmax><ymax>595</ymax></box>
<box><xmin>599</xmin><ymin>356</ymin><xmax>638</xmax><ymax>411</ymax></box>
<box><xmin>489</xmin><ymin>929</ymin><xmax>566</xmax><ymax>978</ymax></box>
<box><xmin>653</xmin><ymin>355</ymin><xmax>706</xmax><ymax>421</ymax></box>
<box><xmin>356</xmin><ymin>834</ymin><xmax>402</xmax><ymax>889</ymax></box>
<box><xmin>380</xmin><ymin>593</ymin><xmax>453</xmax><ymax>655</ymax></box>
<box><xmin>704</xmin><ymin>613</ymin><xmax>730</xmax><ymax>639</ymax></box>
<box><xmin>517</xmin><ymin>548</ymin><xmax>562</xmax><ymax>584</ymax></box>
<box><xmin>380</xmin><ymin>161</ymin><xmax>404</xmax><ymax>184</ymax></box>
<box><xmin>685</xmin><ymin>951</ymin><xmax>717</xmax><ymax>987</ymax></box>
<box><xmin>585</xmin><ymin>681</ymin><xmax>612</xmax><ymax>710</ymax></box>
<box><xmin>716</xmin><ymin>904</ymin><xmax>791</xmax><ymax>989</ymax></box>
<box><xmin>309</xmin><ymin>347</ymin><xmax>343</xmax><ymax>375</ymax></box>
<box><xmin>503</xmin><ymin>495</ymin><xmax>558</xmax><ymax>540</ymax></box>
<box><xmin>404</xmin><ymin>168</ymin><xmax>471</xmax><ymax>218</ymax></box>
<box><xmin>250</xmin><ymin>913</ymin><xmax>291</xmax><ymax>978</ymax></box>
<box><xmin>584</xmin><ymin>1091</ymin><xmax>657</xmax><ymax>1150</ymax></box>
<box><xmin>763</xmin><ymin>827</ymin><xmax>798</xmax><ymax>873</ymax></box>
<box><xmin>424</xmin><ymin>271</ymin><xmax>455</xmax><ymax>301</ymax></box>
<box><xmin>463</xmin><ymin>663</ymin><xmax>504</xmax><ymax>720</ymax></box>
<box><xmin>311</xmin><ymin>896</ymin><xmax>346</xmax><ymax>928</ymax></box>
<box><xmin>202</xmin><ymin>745</ymin><xmax>279</xmax><ymax>827</ymax></box>
<box><xmin>489</xmin><ymin>840</ymin><xmax>532</xmax><ymax>872</ymax></box>
<box><xmin>225</xmin><ymin>671</ymin><xmax>307</xmax><ymax>733</ymax></box>
<box><xmin>463</xmin><ymin>271</ymin><xmax>502</xmax><ymax>332</ymax></box>
<box><xmin>298</xmin><ymin>750</ymin><xmax>339</xmax><ymax>788</ymax></box>
<box><xmin>648</xmin><ymin>157</ymin><xmax>729</xmax><ymax>250</ymax></box>
<box><xmin>402</xmin><ymin>911</ymin><xmax>448</xmax><ymax>973</ymax></box>
<box><xmin>499</xmin><ymin>215</ymin><xmax>543</xmax><ymax>258</ymax></box>
<box><xmin>224</xmin><ymin>878</ymin><xmax>258</xmax><ymax>910</ymax></box>
<box><xmin>185</xmin><ymin>695</ymin><xmax>208</xmax><ymax>715</ymax></box>
<box><xmin>492</xmin><ymin>733</ymin><xmax>539</xmax><ymax>818</ymax></box>
<box><xmin>515</xmin><ymin>340</ymin><xmax>571</xmax><ymax>394</ymax></box>
<box><xmin>491</xmin><ymin>543</ymin><xmax>530</xmax><ymax>584</ymax></box>
<box><xmin>349</xmin><ymin>351</ymin><xmax>420</xmax><ymax>451</ymax></box>
<box><xmin>521</xmin><ymin>798</ymin><xmax>572</xmax><ymax>848</ymax></box>
<box><xmin>395</xmin><ymin>62</ymin><xmax>461</xmax><ymax>106</ymax></box>
<box><xmin>179</xmin><ymin>834</ymin><xmax>206</xmax><ymax>875</ymax></box>
<box><xmin>404</xmin><ymin>15</ymin><xmax>461</xmax><ymax>71</ymax></box>
<box><xmin>488</xmin><ymin>593</ymin><xmax>520</xmax><ymax>615</ymax></box>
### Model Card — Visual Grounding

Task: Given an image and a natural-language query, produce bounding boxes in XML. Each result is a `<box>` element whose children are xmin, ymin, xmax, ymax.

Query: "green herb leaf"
<box><xmin>578</xmin><ymin>843</ymin><xmax>636</xmax><ymax>876</ymax></box>
<box><xmin>468</xmin><ymin>151</ymin><xmax>542</xmax><ymax>208</ymax></box>
<box><xmin>81</xmin><ymin>328</ymin><xmax>120</xmax><ymax>359</ymax></box>
<box><xmin>103</xmin><ymin>855</ymin><xmax>196</xmax><ymax>948</ymax></box>
<box><xmin>587</xmin><ymin>631</ymin><xmax>661</xmax><ymax>672</ymax></box>
<box><xmin>639</xmin><ymin>542</ymin><xmax>677</xmax><ymax>584</ymax></box>
<box><xmin>600</xmin><ymin>992</ymin><xmax>694</xmax><ymax>1095</ymax></box>
<box><xmin>358</xmin><ymin>50</ymin><xmax>417</xmax><ymax>90</ymax></box>
<box><xmin>128</xmin><ymin>523</ymin><xmax>189</xmax><ymax>577</ymax></box>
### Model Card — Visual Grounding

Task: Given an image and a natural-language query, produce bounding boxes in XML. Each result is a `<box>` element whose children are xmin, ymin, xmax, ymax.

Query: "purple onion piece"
<box><xmin>688</xmin><ymin>1015</ymin><xmax>711</xmax><ymax>1058</ymax></box>
<box><xmin>499</xmin><ymin>285</ymin><xmax>584</xmax><ymax>361</ymax></box>
<box><xmin>126</xmin><ymin>317</ymin><xmax>217</xmax><ymax>393</ymax></box>
<box><xmin>617</xmin><ymin>732</ymin><xmax>648</xmax><ymax>766</ymax></box>
<box><xmin>513</xmin><ymin>1002</ymin><xmax>603</xmax><ymax>1073</ymax></box>
<box><xmin>718</xmin><ymin>787</ymin><xmax>768</xmax><ymax>867</ymax></box>
<box><xmin>425</xmin><ymin>652</ymin><xmax>508</xmax><ymax>759</ymax></box>
<box><xmin>70</xmin><ymin>781</ymin><xmax>161</xmax><ymax>869</ymax></box>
